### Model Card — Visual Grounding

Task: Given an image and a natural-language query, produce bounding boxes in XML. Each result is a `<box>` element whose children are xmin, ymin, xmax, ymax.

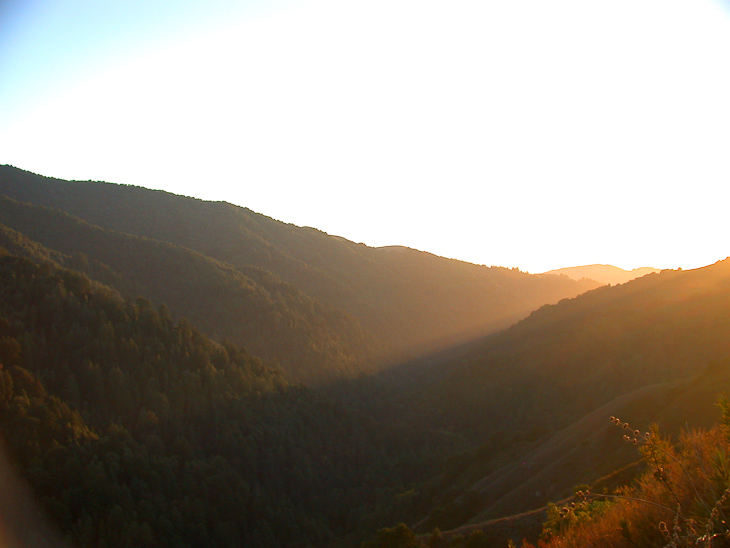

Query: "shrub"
<box><xmin>534</xmin><ymin>401</ymin><xmax>730</xmax><ymax>548</ymax></box>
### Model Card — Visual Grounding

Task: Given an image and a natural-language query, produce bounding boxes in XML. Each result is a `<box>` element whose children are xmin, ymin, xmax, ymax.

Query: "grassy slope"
<box><xmin>408</xmin><ymin>260</ymin><xmax>730</xmax><ymax>438</ymax></box>
<box><xmin>416</xmin><ymin>364</ymin><xmax>730</xmax><ymax>546</ymax></box>
<box><xmin>399</xmin><ymin>260</ymin><xmax>730</xmax><ymax>538</ymax></box>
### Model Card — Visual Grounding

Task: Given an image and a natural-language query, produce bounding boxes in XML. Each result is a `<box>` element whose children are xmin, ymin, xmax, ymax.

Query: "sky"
<box><xmin>1</xmin><ymin>0</ymin><xmax>730</xmax><ymax>273</ymax></box>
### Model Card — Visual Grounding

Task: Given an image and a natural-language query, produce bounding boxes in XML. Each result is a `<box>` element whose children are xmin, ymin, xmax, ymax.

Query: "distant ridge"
<box><xmin>0</xmin><ymin>164</ymin><xmax>601</xmax><ymax>382</ymax></box>
<box><xmin>543</xmin><ymin>264</ymin><xmax>658</xmax><ymax>285</ymax></box>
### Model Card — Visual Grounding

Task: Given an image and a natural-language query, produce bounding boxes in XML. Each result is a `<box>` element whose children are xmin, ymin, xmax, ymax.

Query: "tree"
<box><xmin>363</xmin><ymin>523</ymin><xmax>419</xmax><ymax>548</ymax></box>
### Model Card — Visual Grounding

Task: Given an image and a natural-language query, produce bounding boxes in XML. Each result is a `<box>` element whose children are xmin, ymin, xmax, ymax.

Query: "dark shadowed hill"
<box><xmin>0</xmin><ymin>253</ymin><xmax>445</xmax><ymax>548</ymax></box>
<box><xmin>0</xmin><ymin>197</ymin><xmax>373</xmax><ymax>384</ymax></box>
<box><xmin>0</xmin><ymin>165</ymin><xmax>599</xmax><ymax>371</ymax></box>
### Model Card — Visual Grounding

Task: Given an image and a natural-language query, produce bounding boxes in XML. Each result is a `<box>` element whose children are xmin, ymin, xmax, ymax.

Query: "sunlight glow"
<box><xmin>2</xmin><ymin>0</ymin><xmax>730</xmax><ymax>272</ymax></box>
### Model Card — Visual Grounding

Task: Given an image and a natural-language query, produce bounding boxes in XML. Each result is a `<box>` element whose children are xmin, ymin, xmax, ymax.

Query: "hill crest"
<box><xmin>542</xmin><ymin>264</ymin><xmax>659</xmax><ymax>285</ymax></box>
<box><xmin>0</xmin><ymin>164</ymin><xmax>601</xmax><ymax>375</ymax></box>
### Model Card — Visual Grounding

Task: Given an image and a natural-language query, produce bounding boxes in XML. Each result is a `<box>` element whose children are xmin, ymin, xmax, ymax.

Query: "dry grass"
<box><xmin>530</xmin><ymin>416</ymin><xmax>730</xmax><ymax>548</ymax></box>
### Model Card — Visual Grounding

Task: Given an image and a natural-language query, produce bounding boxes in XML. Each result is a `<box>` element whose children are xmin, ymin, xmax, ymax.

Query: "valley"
<box><xmin>0</xmin><ymin>165</ymin><xmax>728</xmax><ymax>548</ymax></box>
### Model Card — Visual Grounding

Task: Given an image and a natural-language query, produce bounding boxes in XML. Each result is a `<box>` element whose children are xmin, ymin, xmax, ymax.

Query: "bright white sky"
<box><xmin>1</xmin><ymin>0</ymin><xmax>729</xmax><ymax>273</ymax></box>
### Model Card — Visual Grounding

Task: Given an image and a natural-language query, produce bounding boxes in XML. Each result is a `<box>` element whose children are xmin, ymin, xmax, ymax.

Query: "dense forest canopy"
<box><xmin>0</xmin><ymin>254</ymin><xmax>452</xmax><ymax>547</ymax></box>
<box><xmin>0</xmin><ymin>193</ymin><xmax>374</xmax><ymax>385</ymax></box>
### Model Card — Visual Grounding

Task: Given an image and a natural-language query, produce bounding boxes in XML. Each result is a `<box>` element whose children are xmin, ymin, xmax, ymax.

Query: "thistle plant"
<box><xmin>591</xmin><ymin>414</ymin><xmax>730</xmax><ymax>547</ymax></box>
<box><xmin>540</xmin><ymin>408</ymin><xmax>730</xmax><ymax>548</ymax></box>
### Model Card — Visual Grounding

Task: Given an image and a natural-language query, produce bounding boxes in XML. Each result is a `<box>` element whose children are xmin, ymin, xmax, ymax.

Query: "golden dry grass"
<box><xmin>531</xmin><ymin>424</ymin><xmax>730</xmax><ymax>548</ymax></box>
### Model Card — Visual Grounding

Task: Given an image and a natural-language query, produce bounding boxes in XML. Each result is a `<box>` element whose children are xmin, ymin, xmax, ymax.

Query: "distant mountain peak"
<box><xmin>376</xmin><ymin>245</ymin><xmax>415</xmax><ymax>253</ymax></box>
<box><xmin>542</xmin><ymin>264</ymin><xmax>659</xmax><ymax>285</ymax></box>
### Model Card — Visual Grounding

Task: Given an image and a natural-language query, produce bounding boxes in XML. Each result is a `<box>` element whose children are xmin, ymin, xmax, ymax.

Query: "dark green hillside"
<box><xmin>0</xmin><ymin>253</ymin><xmax>440</xmax><ymax>548</ymax></box>
<box><xmin>0</xmin><ymin>165</ymin><xmax>599</xmax><ymax>361</ymax></box>
<box><xmin>0</xmin><ymin>223</ymin><xmax>69</xmax><ymax>266</ymax></box>
<box><xmin>0</xmin><ymin>196</ymin><xmax>374</xmax><ymax>384</ymax></box>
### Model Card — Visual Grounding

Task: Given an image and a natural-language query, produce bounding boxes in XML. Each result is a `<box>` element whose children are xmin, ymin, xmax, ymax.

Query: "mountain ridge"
<box><xmin>0</xmin><ymin>194</ymin><xmax>374</xmax><ymax>383</ymax></box>
<box><xmin>0</xmin><ymin>164</ymin><xmax>600</xmax><ymax>378</ymax></box>
<box><xmin>543</xmin><ymin>264</ymin><xmax>660</xmax><ymax>285</ymax></box>
<box><xmin>4</xmin><ymin>164</ymin><xmax>729</xmax><ymax>547</ymax></box>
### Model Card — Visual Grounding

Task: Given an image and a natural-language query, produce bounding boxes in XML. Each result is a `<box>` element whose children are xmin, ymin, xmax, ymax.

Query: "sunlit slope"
<box><xmin>543</xmin><ymin>264</ymin><xmax>659</xmax><ymax>285</ymax></box>
<box><xmin>408</xmin><ymin>260</ymin><xmax>730</xmax><ymax>439</ymax></box>
<box><xmin>0</xmin><ymin>165</ymin><xmax>600</xmax><ymax>360</ymax></box>
<box><xmin>401</xmin><ymin>261</ymin><xmax>730</xmax><ymax>536</ymax></box>
<box><xmin>0</xmin><ymin>196</ymin><xmax>374</xmax><ymax>384</ymax></box>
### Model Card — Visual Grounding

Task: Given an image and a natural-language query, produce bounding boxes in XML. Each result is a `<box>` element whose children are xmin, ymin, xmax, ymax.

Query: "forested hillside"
<box><xmin>0</xmin><ymin>165</ymin><xmax>599</xmax><ymax>371</ymax></box>
<box><xmin>0</xmin><ymin>253</ymin><xmax>447</xmax><ymax>548</ymax></box>
<box><xmin>2</xmin><ymin>164</ymin><xmax>730</xmax><ymax>548</ymax></box>
<box><xmin>0</xmin><ymin>196</ymin><xmax>372</xmax><ymax>384</ymax></box>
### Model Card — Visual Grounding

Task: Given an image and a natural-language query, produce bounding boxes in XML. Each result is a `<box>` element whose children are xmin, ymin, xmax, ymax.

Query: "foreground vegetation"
<box><xmin>532</xmin><ymin>405</ymin><xmax>730</xmax><ymax>548</ymax></box>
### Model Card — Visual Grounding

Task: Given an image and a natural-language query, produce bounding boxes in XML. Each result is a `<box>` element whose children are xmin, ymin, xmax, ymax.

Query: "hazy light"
<box><xmin>2</xmin><ymin>0</ymin><xmax>730</xmax><ymax>272</ymax></box>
